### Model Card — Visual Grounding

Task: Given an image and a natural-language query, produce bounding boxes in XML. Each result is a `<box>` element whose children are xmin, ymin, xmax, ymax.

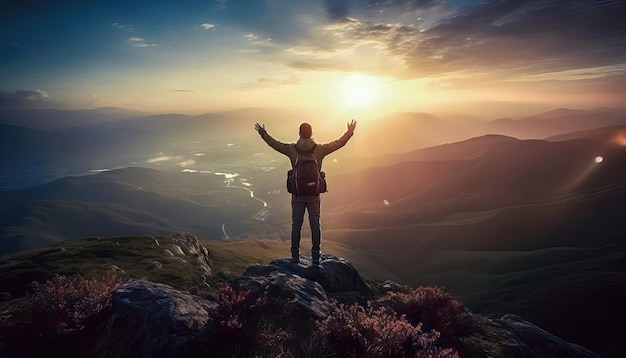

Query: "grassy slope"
<box><xmin>0</xmin><ymin>235</ymin><xmax>209</xmax><ymax>297</ymax></box>
<box><xmin>1</xmin><ymin>234</ymin><xmax>621</xmax><ymax>356</ymax></box>
<box><xmin>323</xmin><ymin>239</ymin><xmax>625</xmax><ymax>357</ymax></box>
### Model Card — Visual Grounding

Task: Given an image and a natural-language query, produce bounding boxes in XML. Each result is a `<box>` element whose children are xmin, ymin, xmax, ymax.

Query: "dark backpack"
<box><xmin>287</xmin><ymin>144</ymin><xmax>327</xmax><ymax>196</ymax></box>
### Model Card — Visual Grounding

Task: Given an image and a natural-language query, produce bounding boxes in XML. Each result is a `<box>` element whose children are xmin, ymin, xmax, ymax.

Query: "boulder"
<box><xmin>96</xmin><ymin>280</ymin><xmax>218</xmax><ymax>358</ymax></box>
<box><xmin>243</xmin><ymin>253</ymin><xmax>374</xmax><ymax>297</ymax></box>
<box><xmin>496</xmin><ymin>314</ymin><xmax>598</xmax><ymax>358</ymax></box>
<box><xmin>169</xmin><ymin>232</ymin><xmax>213</xmax><ymax>275</ymax></box>
<box><xmin>234</xmin><ymin>271</ymin><xmax>331</xmax><ymax>319</ymax></box>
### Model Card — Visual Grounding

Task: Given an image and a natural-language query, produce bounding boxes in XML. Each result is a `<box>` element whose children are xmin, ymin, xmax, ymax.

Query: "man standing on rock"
<box><xmin>255</xmin><ymin>120</ymin><xmax>357</xmax><ymax>265</ymax></box>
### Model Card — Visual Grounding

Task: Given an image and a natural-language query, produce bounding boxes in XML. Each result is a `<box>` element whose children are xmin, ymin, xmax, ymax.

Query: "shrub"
<box><xmin>315</xmin><ymin>301</ymin><xmax>459</xmax><ymax>358</ymax></box>
<box><xmin>29</xmin><ymin>272</ymin><xmax>121</xmax><ymax>334</ymax></box>
<box><xmin>378</xmin><ymin>286</ymin><xmax>473</xmax><ymax>338</ymax></box>
<box><xmin>0</xmin><ymin>272</ymin><xmax>122</xmax><ymax>357</ymax></box>
<box><xmin>208</xmin><ymin>282</ymin><xmax>294</xmax><ymax>357</ymax></box>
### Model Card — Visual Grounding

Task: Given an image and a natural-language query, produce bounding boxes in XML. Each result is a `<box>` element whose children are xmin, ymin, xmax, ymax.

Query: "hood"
<box><xmin>296</xmin><ymin>138</ymin><xmax>316</xmax><ymax>152</ymax></box>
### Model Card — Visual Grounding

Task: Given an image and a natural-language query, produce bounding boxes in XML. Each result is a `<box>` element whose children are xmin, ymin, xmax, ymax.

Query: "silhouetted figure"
<box><xmin>255</xmin><ymin>120</ymin><xmax>356</xmax><ymax>265</ymax></box>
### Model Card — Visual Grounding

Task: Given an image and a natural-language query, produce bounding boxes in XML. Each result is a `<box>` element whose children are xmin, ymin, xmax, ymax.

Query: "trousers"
<box><xmin>291</xmin><ymin>194</ymin><xmax>321</xmax><ymax>261</ymax></box>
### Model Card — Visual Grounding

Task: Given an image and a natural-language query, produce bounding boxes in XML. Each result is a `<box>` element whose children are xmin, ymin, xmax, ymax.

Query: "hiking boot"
<box><xmin>311</xmin><ymin>259</ymin><xmax>319</xmax><ymax>266</ymax></box>
<box><xmin>290</xmin><ymin>257</ymin><xmax>300</xmax><ymax>264</ymax></box>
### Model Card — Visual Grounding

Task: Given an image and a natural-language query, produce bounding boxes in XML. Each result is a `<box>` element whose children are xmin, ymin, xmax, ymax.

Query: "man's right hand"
<box><xmin>347</xmin><ymin>119</ymin><xmax>357</xmax><ymax>133</ymax></box>
<box><xmin>254</xmin><ymin>123</ymin><xmax>266</xmax><ymax>134</ymax></box>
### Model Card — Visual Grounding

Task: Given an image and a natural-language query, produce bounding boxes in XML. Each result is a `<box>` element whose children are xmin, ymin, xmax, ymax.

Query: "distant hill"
<box><xmin>327</xmin><ymin>129</ymin><xmax>626</xmax><ymax>215</ymax></box>
<box><xmin>486</xmin><ymin>108</ymin><xmax>626</xmax><ymax>139</ymax></box>
<box><xmin>0</xmin><ymin>167</ymin><xmax>266</xmax><ymax>256</ymax></box>
<box><xmin>0</xmin><ymin>107</ymin><xmax>149</xmax><ymax>130</ymax></box>
<box><xmin>0</xmin><ymin>123</ymin><xmax>73</xmax><ymax>168</ymax></box>
<box><xmin>545</xmin><ymin>125</ymin><xmax>626</xmax><ymax>143</ymax></box>
<box><xmin>1</xmin><ymin>123</ymin><xmax>625</xmax><ymax>356</ymax></box>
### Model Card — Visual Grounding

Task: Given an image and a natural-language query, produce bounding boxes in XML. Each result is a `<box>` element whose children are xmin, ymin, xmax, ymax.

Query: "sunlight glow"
<box><xmin>595</xmin><ymin>156</ymin><xmax>604</xmax><ymax>163</ymax></box>
<box><xmin>615</xmin><ymin>129</ymin><xmax>626</xmax><ymax>146</ymax></box>
<box><xmin>341</xmin><ymin>74</ymin><xmax>380</xmax><ymax>109</ymax></box>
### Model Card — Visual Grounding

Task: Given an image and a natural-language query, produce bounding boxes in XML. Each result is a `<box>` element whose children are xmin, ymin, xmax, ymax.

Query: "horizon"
<box><xmin>1</xmin><ymin>1</ymin><xmax>625</xmax><ymax>120</ymax></box>
<box><xmin>3</xmin><ymin>103</ymin><xmax>626</xmax><ymax>123</ymax></box>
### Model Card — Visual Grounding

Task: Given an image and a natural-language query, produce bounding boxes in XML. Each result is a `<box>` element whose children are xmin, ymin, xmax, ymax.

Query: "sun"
<box><xmin>340</xmin><ymin>73</ymin><xmax>380</xmax><ymax>109</ymax></box>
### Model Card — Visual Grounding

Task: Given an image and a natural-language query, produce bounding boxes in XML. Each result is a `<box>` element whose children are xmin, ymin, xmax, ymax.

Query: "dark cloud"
<box><xmin>317</xmin><ymin>0</ymin><xmax>626</xmax><ymax>80</ymax></box>
<box><xmin>0</xmin><ymin>90</ymin><xmax>53</xmax><ymax>110</ymax></box>
<box><xmin>367</xmin><ymin>0</ymin><xmax>442</xmax><ymax>12</ymax></box>
<box><xmin>324</xmin><ymin>0</ymin><xmax>442</xmax><ymax>22</ymax></box>
<box><xmin>405</xmin><ymin>0</ymin><xmax>626</xmax><ymax>76</ymax></box>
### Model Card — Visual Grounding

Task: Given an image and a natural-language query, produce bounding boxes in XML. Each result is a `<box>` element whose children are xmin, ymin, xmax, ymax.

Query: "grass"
<box><xmin>1</xmin><ymin>233</ymin><xmax>620</xmax><ymax>356</ymax></box>
<box><xmin>0</xmin><ymin>234</ymin><xmax>209</xmax><ymax>297</ymax></box>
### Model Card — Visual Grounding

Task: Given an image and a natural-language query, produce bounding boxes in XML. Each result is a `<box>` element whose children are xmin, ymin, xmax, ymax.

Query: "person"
<box><xmin>254</xmin><ymin>120</ymin><xmax>357</xmax><ymax>265</ymax></box>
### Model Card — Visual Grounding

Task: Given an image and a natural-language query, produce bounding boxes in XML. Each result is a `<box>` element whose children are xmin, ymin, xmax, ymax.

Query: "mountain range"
<box><xmin>2</xmin><ymin>106</ymin><xmax>626</xmax><ymax>173</ymax></box>
<box><xmin>1</xmin><ymin>106</ymin><xmax>625</xmax><ymax>356</ymax></box>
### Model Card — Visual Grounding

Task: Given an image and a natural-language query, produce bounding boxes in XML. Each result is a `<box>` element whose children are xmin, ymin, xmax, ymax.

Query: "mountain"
<box><xmin>1</xmin><ymin>123</ymin><xmax>625</xmax><ymax>355</ymax></box>
<box><xmin>0</xmin><ymin>167</ymin><xmax>267</xmax><ymax>256</ymax></box>
<box><xmin>326</xmin><ymin>129</ymin><xmax>626</xmax><ymax>225</ymax></box>
<box><xmin>0</xmin><ymin>107</ymin><xmax>149</xmax><ymax>130</ymax></box>
<box><xmin>345</xmin><ymin>112</ymin><xmax>477</xmax><ymax>156</ymax></box>
<box><xmin>0</xmin><ymin>123</ymin><xmax>73</xmax><ymax>169</ymax></box>
<box><xmin>486</xmin><ymin>108</ymin><xmax>626</xmax><ymax>139</ymax></box>
<box><xmin>545</xmin><ymin>124</ymin><xmax>626</xmax><ymax>143</ymax></box>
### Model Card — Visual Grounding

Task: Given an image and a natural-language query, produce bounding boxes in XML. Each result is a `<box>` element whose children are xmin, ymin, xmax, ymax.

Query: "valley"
<box><xmin>1</xmin><ymin>107</ymin><xmax>625</xmax><ymax>356</ymax></box>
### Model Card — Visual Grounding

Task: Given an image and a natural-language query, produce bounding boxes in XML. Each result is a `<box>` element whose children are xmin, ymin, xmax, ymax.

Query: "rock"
<box><xmin>381</xmin><ymin>279</ymin><xmax>403</xmax><ymax>292</ymax></box>
<box><xmin>243</xmin><ymin>253</ymin><xmax>373</xmax><ymax>297</ymax></box>
<box><xmin>97</xmin><ymin>280</ymin><xmax>218</xmax><ymax>358</ymax></box>
<box><xmin>496</xmin><ymin>314</ymin><xmax>598</xmax><ymax>358</ymax></box>
<box><xmin>170</xmin><ymin>233</ymin><xmax>213</xmax><ymax>275</ymax></box>
<box><xmin>234</xmin><ymin>253</ymin><xmax>375</xmax><ymax>319</ymax></box>
<box><xmin>235</xmin><ymin>271</ymin><xmax>331</xmax><ymax>319</ymax></box>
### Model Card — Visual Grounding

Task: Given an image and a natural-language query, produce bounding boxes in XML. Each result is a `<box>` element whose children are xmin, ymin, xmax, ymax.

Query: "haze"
<box><xmin>2</xmin><ymin>0</ymin><xmax>625</xmax><ymax>119</ymax></box>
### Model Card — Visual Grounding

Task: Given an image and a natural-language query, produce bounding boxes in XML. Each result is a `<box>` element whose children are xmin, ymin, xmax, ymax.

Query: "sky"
<box><xmin>1</xmin><ymin>0</ymin><xmax>625</xmax><ymax>118</ymax></box>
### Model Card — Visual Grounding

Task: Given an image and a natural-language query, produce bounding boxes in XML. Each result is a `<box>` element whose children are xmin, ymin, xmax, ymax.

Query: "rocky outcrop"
<box><xmin>169</xmin><ymin>232</ymin><xmax>213</xmax><ymax>275</ymax></box>
<box><xmin>95</xmin><ymin>280</ymin><xmax>218</xmax><ymax>358</ymax></box>
<box><xmin>496</xmin><ymin>314</ymin><xmax>598</xmax><ymax>358</ymax></box>
<box><xmin>234</xmin><ymin>254</ymin><xmax>376</xmax><ymax>318</ymax></box>
<box><xmin>235</xmin><ymin>270</ymin><xmax>331</xmax><ymax>318</ymax></box>
<box><xmin>88</xmin><ymin>254</ymin><xmax>598</xmax><ymax>358</ymax></box>
<box><xmin>242</xmin><ymin>253</ymin><xmax>374</xmax><ymax>297</ymax></box>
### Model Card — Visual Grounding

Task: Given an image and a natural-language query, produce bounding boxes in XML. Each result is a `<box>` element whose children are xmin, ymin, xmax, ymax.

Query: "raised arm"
<box><xmin>254</xmin><ymin>123</ymin><xmax>292</xmax><ymax>156</ymax></box>
<box><xmin>320</xmin><ymin>119</ymin><xmax>357</xmax><ymax>155</ymax></box>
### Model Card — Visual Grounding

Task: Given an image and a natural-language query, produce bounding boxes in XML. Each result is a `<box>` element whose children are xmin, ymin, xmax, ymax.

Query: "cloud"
<box><xmin>200</xmin><ymin>23</ymin><xmax>215</xmax><ymax>30</ymax></box>
<box><xmin>171</xmin><ymin>89</ymin><xmax>196</xmax><ymax>92</ymax></box>
<box><xmin>128</xmin><ymin>36</ymin><xmax>159</xmax><ymax>47</ymax></box>
<box><xmin>273</xmin><ymin>0</ymin><xmax>626</xmax><ymax>84</ymax></box>
<box><xmin>242</xmin><ymin>74</ymin><xmax>303</xmax><ymax>89</ymax></box>
<box><xmin>112</xmin><ymin>22</ymin><xmax>135</xmax><ymax>32</ymax></box>
<box><xmin>0</xmin><ymin>90</ymin><xmax>53</xmax><ymax>110</ymax></box>
<box><xmin>212</xmin><ymin>0</ymin><xmax>321</xmax><ymax>44</ymax></box>
<box><xmin>368</xmin><ymin>0</ymin><xmax>442</xmax><ymax>12</ymax></box>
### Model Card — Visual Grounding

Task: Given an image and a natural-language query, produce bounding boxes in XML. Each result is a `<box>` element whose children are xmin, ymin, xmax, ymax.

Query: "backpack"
<box><xmin>287</xmin><ymin>144</ymin><xmax>327</xmax><ymax>196</ymax></box>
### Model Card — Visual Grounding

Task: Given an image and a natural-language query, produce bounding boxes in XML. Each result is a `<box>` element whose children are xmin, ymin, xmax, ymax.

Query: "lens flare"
<box><xmin>595</xmin><ymin>156</ymin><xmax>604</xmax><ymax>163</ymax></box>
